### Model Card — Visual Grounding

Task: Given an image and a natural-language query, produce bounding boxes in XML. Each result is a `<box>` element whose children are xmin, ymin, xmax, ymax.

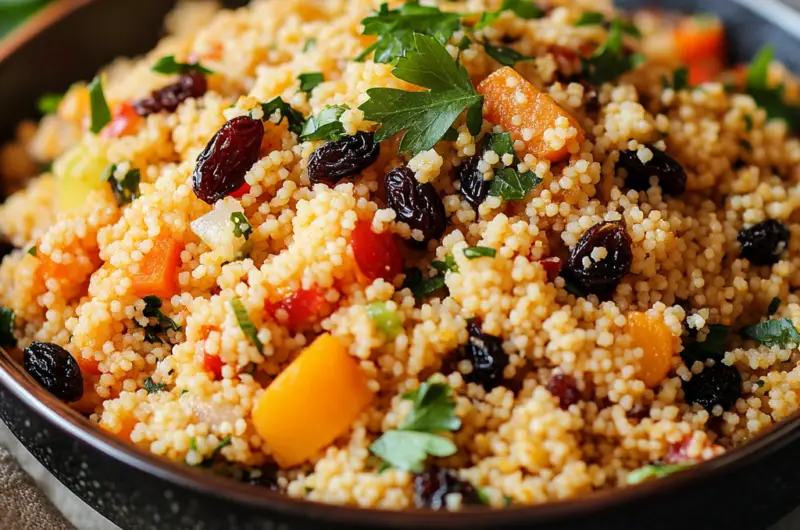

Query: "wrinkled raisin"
<box><xmin>546</xmin><ymin>373</ymin><xmax>581</xmax><ymax>410</ymax></box>
<box><xmin>385</xmin><ymin>167</ymin><xmax>447</xmax><ymax>246</ymax></box>
<box><xmin>737</xmin><ymin>219</ymin><xmax>790</xmax><ymax>266</ymax></box>
<box><xmin>307</xmin><ymin>132</ymin><xmax>380</xmax><ymax>186</ymax></box>
<box><xmin>618</xmin><ymin>147</ymin><xmax>687</xmax><ymax>196</ymax></box>
<box><xmin>563</xmin><ymin>221</ymin><xmax>632</xmax><ymax>295</ymax></box>
<box><xmin>458</xmin><ymin>323</ymin><xmax>508</xmax><ymax>391</ymax></box>
<box><xmin>455</xmin><ymin>156</ymin><xmax>490</xmax><ymax>210</ymax></box>
<box><xmin>682</xmin><ymin>362</ymin><xmax>742</xmax><ymax>411</ymax></box>
<box><xmin>133</xmin><ymin>72</ymin><xmax>208</xmax><ymax>117</ymax></box>
<box><xmin>23</xmin><ymin>341</ymin><xmax>83</xmax><ymax>402</ymax></box>
<box><xmin>414</xmin><ymin>466</ymin><xmax>481</xmax><ymax>510</ymax></box>
<box><xmin>192</xmin><ymin>116</ymin><xmax>264</xmax><ymax>204</ymax></box>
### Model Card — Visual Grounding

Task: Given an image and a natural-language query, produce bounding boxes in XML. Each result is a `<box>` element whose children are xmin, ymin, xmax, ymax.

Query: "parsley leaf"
<box><xmin>358</xmin><ymin>2</ymin><xmax>462</xmax><ymax>64</ymax></box>
<box><xmin>259</xmin><ymin>97</ymin><xmax>306</xmax><ymax>136</ymax></box>
<box><xmin>483</xmin><ymin>132</ymin><xmax>542</xmax><ymax>201</ymax></box>
<box><xmin>141</xmin><ymin>296</ymin><xmax>181</xmax><ymax>344</ymax></box>
<box><xmin>37</xmin><ymin>92</ymin><xmax>63</xmax><ymax>115</ymax></box>
<box><xmin>767</xmin><ymin>297</ymin><xmax>781</xmax><ymax>318</ymax></box>
<box><xmin>662</xmin><ymin>67</ymin><xmax>690</xmax><ymax>92</ymax></box>
<box><xmin>627</xmin><ymin>463</ymin><xmax>693</xmax><ymax>485</ymax></box>
<box><xmin>27</xmin><ymin>246</ymin><xmax>37</xmax><ymax>257</ymax></box>
<box><xmin>431</xmin><ymin>254</ymin><xmax>458</xmax><ymax>274</ymax></box>
<box><xmin>481</xmin><ymin>41</ymin><xmax>532</xmax><ymax>67</ymax></box>
<box><xmin>400</xmin><ymin>381</ymin><xmax>462</xmax><ymax>432</ymax></box>
<box><xmin>104</xmin><ymin>164</ymin><xmax>140</xmax><ymax>206</ymax></box>
<box><xmin>745</xmin><ymin>46</ymin><xmax>800</xmax><ymax>131</ymax></box>
<box><xmin>298</xmin><ymin>72</ymin><xmax>325</xmax><ymax>93</ymax></box>
<box><xmin>151</xmin><ymin>55</ymin><xmax>213</xmax><ymax>75</ymax></box>
<box><xmin>360</xmin><ymin>34</ymin><xmax>483</xmax><ymax>154</ymax></box>
<box><xmin>477</xmin><ymin>0</ymin><xmax>544</xmax><ymax>29</ymax></box>
<box><xmin>0</xmin><ymin>307</ymin><xmax>16</xmax><ymax>348</ymax></box>
<box><xmin>582</xmin><ymin>19</ymin><xmax>644</xmax><ymax>86</ymax></box>
<box><xmin>302</xmin><ymin>38</ymin><xmax>317</xmax><ymax>52</ymax></box>
<box><xmin>230</xmin><ymin>212</ymin><xmax>252</xmax><ymax>240</ymax></box>
<box><xmin>464</xmin><ymin>246</ymin><xmax>496</xmax><ymax>259</ymax></box>
<box><xmin>195</xmin><ymin>436</ymin><xmax>233</xmax><ymax>467</ymax></box>
<box><xmin>575</xmin><ymin>11</ymin><xmax>605</xmax><ymax>26</ymax></box>
<box><xmin>300</xmin><ymin>105</ymin><xmax>348</xmax><ymax>142</ymax></box>
<box><xmin>230</xmin><ymin>298</ymin><xmax>263</xmax><ymax>352</ymax></box>
<box><xmin>87</xmin><ymin>76</ymin><xmax>111</xmax><ymax>134</ymax></box>
<box><xmin>742</xmin><ymin>319</ymin><xmax>800</xmax><ymax>348</ymax></box>
<box><xmin>143</xmin><ymin>376</ymin><xmax>167</xmax><ymax>394</ymax></box>
<box><xmin>681</xmin><ymin>324</ymin><xmax>731</xmax><ymax>364</ymax></box>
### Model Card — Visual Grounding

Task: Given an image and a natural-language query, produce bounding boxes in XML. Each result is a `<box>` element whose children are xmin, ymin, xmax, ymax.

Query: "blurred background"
<box><xmin>0</xmin><ymin>0</ymin><xmax>50</xmax><ymax>38</ymax></box>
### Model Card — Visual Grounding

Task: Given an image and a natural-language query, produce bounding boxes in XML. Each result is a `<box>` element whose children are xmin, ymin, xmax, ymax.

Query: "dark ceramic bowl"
<box><xmin>2</xmin><ymin>1</ymin><xmax>800</xmax><ymax>529</ymax></box>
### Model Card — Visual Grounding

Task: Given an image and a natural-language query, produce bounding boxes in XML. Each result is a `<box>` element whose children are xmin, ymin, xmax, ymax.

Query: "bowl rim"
<box><xmin>2</xmin><ymin>0</ymin><xmax>800</xmax><ymax>527</ymax></box>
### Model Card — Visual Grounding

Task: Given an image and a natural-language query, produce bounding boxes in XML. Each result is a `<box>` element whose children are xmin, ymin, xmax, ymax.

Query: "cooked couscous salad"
<box><xmin>1</xmin><ymin>0</ymin><xmax>800</xmax><ymax>511</ymax></box>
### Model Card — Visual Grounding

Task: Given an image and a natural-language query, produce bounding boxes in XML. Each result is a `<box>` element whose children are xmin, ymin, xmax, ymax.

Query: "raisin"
<box><xmin>546</xmin><ymin>373</ymin><xmax>581</xmax><ymax>410</ymax></box>
<box><xmin>455</xmin><ymin>156</ymin><xmax>490</xmax><ymax>210</ymax></box>
<box><xmin>413</xmin><ymin>466</ymin><xmax>481</xmax><ymax>510</ymax></box>
<box><xmin>737</xmin><ymin>219</ymin><xmax>790</xmax><ymax>266</ymax></box>
<box><xmin>682</xmin><ymin>362</ymin><xmax>742</xmax><ymax>411</ymax></box>
<box><xmin>0</xmin><ymin>240</ymin><xmax>14</xmax><ymax>260</ymax></box>
<box><xmin>618</xmin><ymin>147</ymin><xmax>687</xmax><ymax>196</ymax></box>
<box><xmin>23</xmin><ymin>341</ymin><xmax>83</xmax><ymax>402</ymax></box>
<box><xmin>458</xmin><ymin>323</ymin><xmax>508</xmax><ymax>391</ymax></box>
<box><xmin>133</xmin><ymin>72</ymin><xmax>208</xmax><ymax>117</ymax></box>
<box><xmin>244</xmin><ymin>464</ymin><xmax>281</xmax><ymax>491</ymax></box>
<box><xmin>192</xmin><ymin>116</ymin><xmax>264</xmax><ymax>204</ymax></box>
<box><xmin>385</xmin><ymin>167</ymin><xmax>447</xmax><ymax>246</ymax></box>
<box><xmin>307</xmin><ymin>132</ymin><xmax>380</xmax><ymax>186</ymax></box>
<box><xmin>563</xmin><ymin>221</ymin><xmax>632</xmax><ymax>295</ymax></box>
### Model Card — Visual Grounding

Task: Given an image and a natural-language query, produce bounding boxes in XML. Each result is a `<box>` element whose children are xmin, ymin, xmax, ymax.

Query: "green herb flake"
<box><xmin>260</xmin><ymin>97</ymin><xmax>306</xmax><ymax>136</ymax></box>
<box><xmin>143</xmin><ymin>376</ymin><xmax>167</xmax><ymax>394</ymax></box>
<box><xmin>302</xmin><ymin>38</ymin><xmax>317</xmax><ymax>52</ymax></box>
<box><xmin>366</xmin><ymin>301</ymin><xmax>403</xmax><ymax>339</ymax></box>
<box><xmin>582</xmin><ymin>19</ymin><xmax>644</xmax><ymax>86</ymax></box>
<box><xmin>357</xmin><ymin>2</ymin><xmax>463</xmax><ymax>64</ymax></box>
<box><xmin>37</xmin><ymin>92</ymin><xmax>63</xmax><ymax>115</ymax></box>
<box><xmin>87</xmin><ymin>76</ymin><xmax>111</xmax><ymax>134</ymax></box>
<box><xmin>767</xmin><ymin>297</ymin><xmax>782</xmax><ymax>318</ymax></box>
<box><xmin>481</xmin><ymin>41</ymin><xmax>532</xmax><ymax>67</ymax></box>
<box><xmin>412</xmin><ymin>276</ymin><xmax>447</xmax><ymax>299</ymax></box>
<box><xmin>457</xmin><ymin>35</ymin><xmax>472</xmax><ymax>51</ymax></box>
<box><xmin>198</xmin><ymin>436</ymin><xmax>233</xmax><ymax>468</ymax></box>
<box><xmin>681</xmin><ymin>324</ymin><xmax>731</xmax><ymax>364</ymax></box>
<box><xmin>189</xmin><ymin>438</ymin><xmax>198</xmax><ymax>452</ymax></box>
<box><xmin>142</xmin><ymin>295</ymin><xmax>181</xmax><ymax>333</ymax></box>
<box><xmin>744</xmin><ymin>114</ymin><xmax>754</xmax><ymax>132</ymax></box>
<box><xmin>477</xmin><ymin>0</ymin><xmax>544</xmax><ymax>29</ymax></box>
<box><xmin>662</xmin><ymin>67</ymin><xmax>690</xmax><ymax>92</ymax></box>
<box><xmin>489</xmin><ymin>167</ymin><xmax>542</xmax><ymax>201</ymax></box>
<box><xmin>431</xmin><ymin>253</ymin><xmax>458</xmax><ymax>274</ymax></box>
<box><xmin>627</xmin><ymin>463</ymin><xmax>692</xmax><ymax>485</ymax></box>
<box><xmin>0</xmin><ymin>307</ymin><xmax>16</xmax><ymax>348</ymax></box>
<box><xmin>463</xmin><ymin>246</ymin><xmax>497</xmax><ymax>259</ymax></box>
<box><xmin>442</xmin><ymin>127</ymin><xmax>459</xmax><ymax>141</ymax></box>
<box><xmin>359</xmin><ymin>33</ymin><xmax>484</xmax><ymax>154</ymax></box>
<box><xmin>230</xmin><ymin>212</ymin><xmax>253</xmax><ymax>240</ymax></box>
<box><xmin>745</xmin><ymin>46</ymin><xmax>800</xmax><ymax>131</ymax></box>
<box><xmin>105</xmin><ymin>165</ymin><xmax>141</xmax><ymax>206</ymax></box>
<box><xmin>755</xmin><ymin>379</ymin><xmax>766</xmax><ymax>389</ymax></box>
<box><xmin>741</xmin><ymin>318</ymin><xmax>800</xmax><ymax>348</ymax></box>
<box><xmin>27</xmin><ymin>246</ymin><xmax>37</xmax><ymax>257</ymax></box>
<box><xmin>300</xmin><ymin>105</ymin><xmax>349</xmax><ymax>142</ymax></box>
<box><xmin>298</xmin><ymin>72</ymin><xmax>325</xmax><ymax>93</ymax></box>
<box><xmin>151</xmin><ymin>55</ymin><xmax>213</xmax><ymax>75</ymax></box>
<box><xmin>575</xmin><ymin>11</ymin><xmax>605</xmax><ymax>26</ymax></box>
<box><xmin>400</xmin><ymin>381</ymin><xmax>461</xmax><ymax>432</ymax></box>
<box><xmin>230</xmin><ymin>298</ymin><xmax>264</xmax><ymax>352</ymax></box>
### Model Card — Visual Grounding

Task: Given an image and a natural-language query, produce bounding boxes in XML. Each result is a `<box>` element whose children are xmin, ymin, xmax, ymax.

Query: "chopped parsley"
<box><xmin>104</xmin><ymin>164</ymin><xmax>141</xmax><ymax>206</ymax></box>
<box><xmin>87</xmin><ymin>76</ymin><xmax>111</xmax><ymax>134</ymax></box>
<box><xmin>151</xmin><ymin>55</ymin><xmax>213</xmax><ymax>75</ymax></box>
<box><xmin>481</xmin><ymin>41</ymin><xmax>532</xmax><ymax>67</ymax></box>
<box><xmin>357</xmin><ymin>2</ymin><xmax>462</xmax><ymax>64</ymax></box>
<box><xmin>193</xmin><ymin>436</ymin><xmax>233</xmax><ymax>467</ymax></box>
<box><xmin>230</xmin><ymin>212</ymin><xmax>252</xmax><ymax>240</ymax></box>
<box><xmin>402</xmin><ymin>267</ymin><xmax>447</xmax><ymax>299</ymax></box>
<box><xmin>141</xmin><ymin>295</ymin><xmax>180</xmax><ymax>343</ymax></box>
<box><xmin>370</xmin><ymin>380</ymin><xmax>460</xmax><ymax>472</ymax></box>
<box><xmin>627</xmin><ymin>463</ymin><xmax>692</xmax><ymax>485</ymax></box>
<box><xmin>767</xmin><ymin>297</ymin><xmax>781</xmax><ymax>318</ymax></box>
<box><xmin>37</xmin><ymin>92</ymin><xmax>63</xmax><ymax>115</ymax></box>
<box><xmin>662</xmin><ymin>67</ymin><xmax>690</xmax><ymax>92</ymax></box>
<box><xmin>230</xmin><ymin>297</ymin><xmax>263</xmax><ymax>352</ymax></box>
<box><xmin>464</xmin><ymin>246</ymin><xmax>496</xmax><ymax>259</ymax></box>
<box><xmin>574</xmin><ymin>11</ymin><xmax>605</xmax><ymax>26</ymax></box>
<box><xmin>745</xmin><ymin>45</ymin><xmax>800</xmax><ymax>131</ymax></box>
<box><xmin>742</xmin><ymin>319</ymin><xmax>800</xmax><ymax>348</ymax></box>
<box><xmin>744</xmin><ymin>114</ymin><xmax>754</xmax><ymax>132</ymax></box>
<box><xmin>681</xmin><ymin>324</ymin><xmax>731</xmax><ymax>364</ymax></box>
<box><xmin>431</xmin><ymin>254</ymin><xmax>458</xmax><ymax>274</ymax></box>
<box><xmin>300</xmin><ymin>105</ymin><xmax>348</xmax><ymax>142</ymax></box>
<box><xmin>0</xmin><ymin>307</ymin><xmax>16</xmax><ymax>348</ymax></box>
<box><xmin>259</xmin><ymin>97</ymin><xmax>306</xmax><ymax>136</ymax></box>
<box><xmin>359</xmin><ymin>33</ymin><xmax>483</xmax><ymax>154</ymax></box>
<box><xmin>143</xmin><ymin>376</ymin><xmax>167</xmax><ymax>394</ymax></box>
<box><xmin>477</xmin><ymin>0</ymin><xmax>544</xmax><ymax>30</ymax></box>
<box><xmin>298</xmin><ymin>72</ymin><xmax>325</xmax><ymax>93</ymax></box>
<box><xmin>582</xmin><ymin>19</ymin><xmax>645</xmax><ymax>86</ymax></box>
<box><xmin>302</xmin><ymin>38</ymin><xmax>317</xmax><ymax>52</ymax></box>
<box><xmin>484</xmin><ymin>133</ymin><xmax>542</xmax><ymax>201</ymax></box>
<box><xmin>27</xmin><ymin>246</ymin><xmax>37</xmax><ymax>257</ymax></box>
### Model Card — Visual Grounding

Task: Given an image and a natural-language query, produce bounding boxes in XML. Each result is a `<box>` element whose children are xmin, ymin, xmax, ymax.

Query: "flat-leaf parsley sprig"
<box><xmin>359</xmin><ymin>33</ymin><xmax>484</xmax><ymax>154</ymax></box>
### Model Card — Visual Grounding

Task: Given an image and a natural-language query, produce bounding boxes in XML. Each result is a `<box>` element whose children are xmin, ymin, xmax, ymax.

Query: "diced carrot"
<box><xmin>674</xmin><ymin>15</ymin><xmax>725</xmax><ymax>64</ymax></box>
<box><xmin>687</xmin><ymin>58</ymin><xmax>723</xmax><ymax>86</ymax></box>
<box><xmin>100</xmin><ymin>412</ymin><xmax>138</xmax><ymax>441</ymax></box>
<box><xmin>101</xmin><ymin>102</ymin><xmax>142</xmax><ymax>139</ymax></box>
<box><xmin>477</xmin><ymin>67</ymin><xmax>585</xmax><ymax>163</ymax></box>
<box><xmin>251</xmin><ymin>334</ymin><xmax>373</xmax><ymax>467</ymax></box>
<box><xmin>203</xmin><ymin>353</ymin><xmax>224</xmax><ymax>380</ymax></box>
<box><xmin>78</xmin><ymin>356</ymin><xmax>101</xmax><ymax>376</ymax></box>
<box><xmin>130</xmin><ymin>236</ymin><xmax>183</xmax><ymax>299</ymax></box>
<box><xmin>627</xmin><ymin>312</ymin><xmax>675</xmax><ymax>389</ymax></box>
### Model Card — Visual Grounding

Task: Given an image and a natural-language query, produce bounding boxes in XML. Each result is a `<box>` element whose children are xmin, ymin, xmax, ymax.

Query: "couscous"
<box><xmin>1</xmin><ymin>0</ymin><xmax>800</xmax><ymax>511</ymax></box>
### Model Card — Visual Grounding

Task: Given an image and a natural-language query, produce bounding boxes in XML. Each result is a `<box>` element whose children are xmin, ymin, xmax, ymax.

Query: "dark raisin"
<box><xmin>307</xmin><ymin>132</ymin><xmax>380</xmax><ymax>186</ymax></box>
<box><xmin>192</xmin><ymin>116</ymin><xmax>264</xmax><ymax>204</ymax></box>
<box><xmin>682</xmin><ymin>362</ymin><xmax>742</xmax><ymax>411</ymax></box>
<box><xmin>23</xmin><ymin>341</ymin><xmax>83</xmax><ymax>402</ymax></box>
<box><xmin>455</xmin><ymin>156</ymin><xmax>490</xmax><ymax>210</ymax></box>
<box><xmin>458</xmin><ymin>323</ymin><xmax>508</xmax><ymax>391</ymax></box>
<box><xmin>737</xmin><ymin>219</ymin><xmax>790</xmax><ymax>266</ymax></box>
<box><xmin>244</xmin><ymin>464</ymin><xmax>281</xmax><ymax>491</ymax></box>
<box><xmin>563</xmin><ymin>221</ymin><xmax>632</xmax><ymax>295</ymax></box>
<box><xmin>546</xmin><ymin>373</ymin><xmax>581</xmax><ymax>410</ymax></box>
<box><xmin>133</xmin><ymin>72</ymin><xmax>208</xmax><ymax>117</ymax></box>
<box><xmin>618</xmin><ymin>147</ymin><xmax>687</xmax><ymax>196</ymax></box>
<box><xmin>385</xmin><ymin>167</ymin><xmax>447</xmax><ymax>246</ymax></box>
<box><xmin>413</xmin><ymin>466</ymin><xmax>481</xmax><ymax>510</ymax></box>
<box><xmin>0</xmin><ymin>240</ymin><xmax>14</xmax><ymax>260</ymax></box>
